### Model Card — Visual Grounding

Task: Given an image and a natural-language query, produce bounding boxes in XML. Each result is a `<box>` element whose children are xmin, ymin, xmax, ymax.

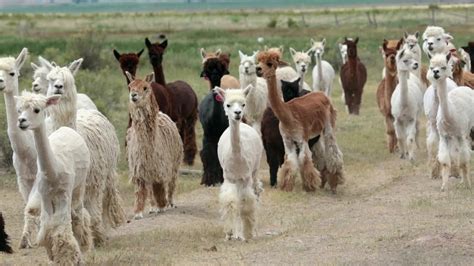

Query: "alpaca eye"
<box><xmin>143</xmin><ymin>87</ymin><xmax>147</xmax><ymax>91</ymax></box>
<box><xmin>441</xmin><ymin>67</ymin><xmax>447</xmax><ymax>70</ymax></box>
<box><xmin>403</xmin><ymin>60</ymin><xmax>408</xmax><ymax>63</ymax></box>
<box><xmin>34</xmin><ymin>108</ymin><xmax>40</xmax><ymax>114</ymax></box>
<box><xmin>437</xmin><ymin>38</ymin><xmax>441</xmax><ymax>41</ymax></box>
<box><xmin>266</xmin><ymin>63</ymin><xmax>272</xmax><ymax>67</ymax></box>
<box><xmin>226</xmin><ymin>104</ymin><xmax>230</xmax><ymax>108</ymax></box>
<box><xmin>9</xmin><ymin>72</ymin><xmax>15</xmax><ymax>77</ymax></box>
<box><xmin>242</xmin><ymin>104</ymin><xmax>245</xmax><ymax>107</ymax></box>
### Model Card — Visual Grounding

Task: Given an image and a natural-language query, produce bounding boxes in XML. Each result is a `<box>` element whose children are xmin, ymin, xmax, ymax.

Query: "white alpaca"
<box><xmin>46</xmin><ymin>60</ymin><xmax>125</xmax><ymax>246</ymax></box>
<box><xmin>215</xmin><ymin>86</ymin><xmax>263</xmax><ymax>241</ymax></box>
<box><xmin>391</xmin><ymin>49</ymin><xmax>423</xmax><ymax>161</ymax></box>
<box><xmin>427</xmin><ymin>53</ymin><xmax>474</xmax><ymax>191</ymax></box>
<box><xmin>311</xmin><ymin>38</ymin><xmax>336</xmax><ymax>96</ymax></box>
<box><xmin>0</xmin><ymin>48</ymin><xmax>42</xmax><ymax>249</ymax></box>
<box><xmin>16</xmin><ymin>92</ymin><xmax>92</xmax><ymax>265</ymax></box>
<box><xmin>458</xmin><ymin>48</ymin><xmax>471</xmax><ymax>72</ymax></box>
<box><xmin>403</xmin><ymin>31</ymin><xmax>427</xmax><ymax>90</ymax></box>
<box><xmin>31</xmin><ymin>56</ymin><xmax>97</xmax><ymax>111</ymax></box>
<box><xmin>238</xmin><ymin>50</ymin><xmax>268</xmax><ymax>133</ymax></box>
<box><xmin>422</xmin><ymin>26</ymin><xmax>455</xmax><ymax>59</ymax></box>
<box><xmin>288</xmin><ymin>47</ymin><xmax>313</xmax><ymax>93</ymax></box>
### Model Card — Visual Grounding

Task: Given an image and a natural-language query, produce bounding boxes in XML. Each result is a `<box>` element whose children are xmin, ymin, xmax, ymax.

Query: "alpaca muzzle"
<box><xmin>256</xmin><ymin>66</ymin><xmax>263</xmax><ymax>77</ymax></box>
<box><xmin>18</xmin><ymin>118</ymin><xmax>29</xmax><ymax>130</ymax></box>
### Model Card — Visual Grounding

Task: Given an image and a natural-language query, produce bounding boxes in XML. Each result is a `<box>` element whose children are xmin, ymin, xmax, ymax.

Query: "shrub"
<box><xmin>267</xmin><ymin>17</ymin><xmax>278</xmax><ymax>28</ymax></box>
<box><xmin>66</xmin><ymin>30</ymin><xmax>106</xmax><ymax>71</ymax></box>
<box><xmin>287</xmin><ymin>18</ymin><xmax>298</xmax><ymax>28</ymax></box>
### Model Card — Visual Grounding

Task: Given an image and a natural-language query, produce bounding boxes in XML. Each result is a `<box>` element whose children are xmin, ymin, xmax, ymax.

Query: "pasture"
<box><xmin>0</xmin><ymin>4</ymin><xmax>474</xmax><ymax>264</ymax></box>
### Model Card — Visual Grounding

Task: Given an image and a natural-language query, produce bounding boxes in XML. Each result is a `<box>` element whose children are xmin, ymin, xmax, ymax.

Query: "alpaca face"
<box><xmin>0</xmin><ymin>49</ymin><xmax>27</xmax><ymax>93</ymax></box>
<box><xmin>113</xmin><ymin>49</ymin><xmax>143</xmax><ymax>77</ymax></box>
<box><xmin>427</xmin><ymin>53</ymin><xmax>452</xmax><ymax>82</ymax></box>
<box><xmin>396</xmin><ymin>49</ymin><xmax>418</xmax><ymax>72</ymax></box>
<box><xmin>16</xmin><ymin>93</ymin><xmax>60</xmax><ymax>130</ymax></box>
<box><xmin>281</xmin><ymin>78</ymin><xmax>300</xmax><ymax>102</ymax></box>
<box><xmin>404</xmin><ymin>32</ymin><xmax>419</xmax><ymax>50</ymax></box>
<box><xmin>310</xmin><ymin>38</ymin><xmax>326</xmax><ymax>58</ymax></box>
<box><xmin>129</xmin><ymin>79</ymin><xmax>152</xmax><ymax>106</ymax></box>
<box><xmin>201</xmin><ymin>48</ymin><xmax>222</xmax><ymax>64</ymax></box>
<box><xmin>339</xmin><ymin>44</ymin><xmax>348</xmax><ymax>62</ymax></box>
<box><xmin>202</xmin><ymin>58</ymin><xmax>229</xmax><ymax>87</ymax></box>
<box><xmin>289</xmin><ymin>48</ymin><xmax>311</xmax><ymax>74</ymax></box>
<box><xmin>256</xmin><ymin>51</ymin><xmax>280</xmax><ymax>78</ymax></box>
<box><xmin>47</xmin><ymin>70</ymin><xmax>67</xmax><ymax>96</ymax></box>
<box><xmin>238</xmin><ymin>51</ymin><xmax>258</xmax><ymax>76</ymax></box>
<box><xmin>214</xmin><ymin>86</ymin><xmax>251</xmax><ymax>122</ymax></box>
<box><xmin>344</xmin><ymin>37</ymin><xmax>359</xmax><ymax>58</ymax></box>
<box><xmin>145</xmin><ymin>36</ymin><xmax>167</xmax><ymax>67</ymax></box>
<box><xmin>422</xmin><ymin>27</ymin><xmax>453</xmax><ymax>56</ymax></box>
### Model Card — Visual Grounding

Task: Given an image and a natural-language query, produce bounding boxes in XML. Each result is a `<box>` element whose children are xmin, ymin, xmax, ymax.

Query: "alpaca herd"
<box><xmin>0</xmin><ymin>25</ymin><xmax>473</xmax><ymax>263</ymax></box>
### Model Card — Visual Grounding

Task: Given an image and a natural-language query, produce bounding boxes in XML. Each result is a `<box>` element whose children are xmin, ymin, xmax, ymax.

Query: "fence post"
<box><xmin>334</xmin><ymin>13</ymin><xmax>339</xmax><ymax>26</ymax></box>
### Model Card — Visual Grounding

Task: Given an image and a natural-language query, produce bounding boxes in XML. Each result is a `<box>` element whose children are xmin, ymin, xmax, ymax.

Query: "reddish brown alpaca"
<box><xmin>145</xmin><ymin>36</ymin><xmax>198</xmax><ymax>165</ymax></box>
<box><xmin>340</xmin><ymin>37</ymin><xmax>367</xmax><ymax>115</ymax></box>
<box><xmin>376</xmin><ymin>39</ymin><xmax>403</xmax><ymax>153</ymax></box>
<box><xmin>452</xmin><ymin>56</ymin><xmax>474</xmax><ymax>89</ymax></box>
<box><xmin>257</xmin><ymin>51</ymin><xmax>339</xmax><ymax>192</ymax></box>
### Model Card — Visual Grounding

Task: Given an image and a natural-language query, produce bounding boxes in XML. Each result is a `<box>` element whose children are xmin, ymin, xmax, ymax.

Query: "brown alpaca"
<box><xmin>340</xmin><ymin>37</ymin><xmax>367</xmax><ymax>115</ymax></box>
<box><xmin>257</xmin><ymin>51</ymin><xmax>343</xmax><ymax>192</ymax></box>
<box><xmin>452</xmin><ymin>57</ymin><xmax>474</xmax><ymax>89</ymax></box>
<box><xmin>376</xmin><ymin>39</ymin><xmax>403</xmax><ymax>153</ymax></box>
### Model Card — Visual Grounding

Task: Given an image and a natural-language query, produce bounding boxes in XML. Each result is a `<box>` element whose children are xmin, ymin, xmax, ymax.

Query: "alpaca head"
<box><xmin>422</xmin><ymin>26</ymin><xmax>453</xmax><ymax>56</ymax></box>
<box><xmin>310</xmin><ymin>38</ymin><xmax>326</xmax><ymax>58</ymax></box>
<box><xmin>281</xmin><ymin>77</ymin><xmax>300</xmax><ymax>102</ymax></box>
<box><xmin>0</xmin><ymin>48</ymin><xmax>28</xmax><ymax>94</ymax></box>
<box><xmin>458</xmin><ymin>48</ymin><xmax>470</xmax><ymax>64</ymax></box>
<box><xmin>16</xmin><ymin>91</ymin><xmax>61</xmax><ymax>130</ymax></box>
<box><xmin>145</xmin><ymin>35</ymin><xmax>168</xmax><ymax>67</ymax></box>
<box><xmin>403</xmin><ymin>31</ymin><xmax>420</xmax><ymax>52</ymax></box>
<box><xmin>427</xmin><ymin>53</ymin><xmax>452</xmax><ymax>82</ymax></box>
<box><xmin>201</xmin><ymin>48</ymin><xmax>222</xmax><ymax>64</ymax></box>
<box><xmin>213</xmin><ymin>85</ymin><xmax>253</xmax><ymax>122</ymax></box>
<box><xmin>256</xmin><ymin>50</ymin><xmax>280</xmax><ymax>78</ymax></box>
<box><xmin>127</xmin><ymin>71</ymin><xmax>156</xmax><ymax>108</ymax></box>
<box><xmin>289</xmin><ymin>48</ymin><xmax>312</xmax><ymax>74</ymax></box>
<box><xmin>46</xmin><ymin>59</ymin><xmax>81</xmax><ymax>98</ymax></box>
<box><xmin>263</xmin><ymin>45</ymin><xmax>284</xmax><ymax>58</ymax></box>
<box><xmin>339</xmin><ymin>43</ymin><xmax>348</xmax><ymax>61</ymax></box>
<box><xmin>396</xmin><ymin>48</ymin><xmax>418</xmax><ymax>72</ymax></box>
<box><xmin>343</xmin><ymin>37</ymin><xmax>359</xmax><ymax>58</ymax></box>
<box><xmin>113</xmin><ymin>49</ymin><xmax>144</xmax><ymax>78</ymax></box>
<box><xmin>31</xmin><ymin>56</ymin><xmax>55</xmax><ymax>95</ymax></box>
<box><xmin>382</xmin><ymin>39</ymin><xmax>403</xmax><ymax>73</ymax></box>
<box><xmin>450</xmin><ymin>56</ymin><xmax>465</xmax><ymax>79</ymax></box>
<box><xmin>201</xmin><ymin>57</ymin><xmax>229</xmax><ymax>88</ymax></box>
<box><xmin>238</xmin><ymin>50</ymin><xmax>258</xmax><ymax>76</ymax></box>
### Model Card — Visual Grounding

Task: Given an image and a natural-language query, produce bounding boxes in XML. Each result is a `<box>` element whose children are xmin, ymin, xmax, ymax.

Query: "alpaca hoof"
<box><xmin>225</xmin><ymin>233</ymin><xmax>233</xmax><ymax>241</ymax></box>
<box><xmin>168</xmin><ymin>203</ymin><xmax>177</xmax><ymax>209</ymax></box>
<box><xmin>440</xmin><ymin>185</ymin><xmax>446</xmax><ymax>192</ymax></box>
<box><xmin>148</xmin><ymin>208</ymin><xmax>159</xmax><ymax>214</ymax></box>
<box><xmin>133</xmin><ymin>213</ymin><xmax>144</xmax><ymax>220</ymax></box>
<box><xmin>19</xmin><ymin>236</ymin><xmax>32</xmax><ymax>249</ymax></box>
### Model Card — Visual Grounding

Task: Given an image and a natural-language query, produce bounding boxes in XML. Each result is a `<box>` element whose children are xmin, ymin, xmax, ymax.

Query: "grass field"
<box><xmin>0</xmin><ymin>4</ymin><xmax>474</xmax><ymax>265</ymax></box>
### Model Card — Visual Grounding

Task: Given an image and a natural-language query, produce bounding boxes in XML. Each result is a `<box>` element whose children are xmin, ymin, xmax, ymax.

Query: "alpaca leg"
<box><xmin>219</xmin><ymin>181</ymin><xmax>238</xmax><ymax>240</ymax></box>
<box><xmin>459</xmin><ymin>137</ymin><xmax>471</xmax><ymax>189</ymax></box>
<box><xmin>84</xmin><ymin>191</ymin><xmax>106</xmax><ymax>246</ymax></box>
<box><xmin>299</xmin><ymin>150</ymin><xmax>320</xmax><ymax>192</ymax></box>
<box><xmin>438</xmin><ymin>137</ymin><xmax>451</xmax><ymax>191</ymax></box>
<box><xmin>267</xmin><ymin>151</ymin><xmax>281</xmax><ymax>188</ymax></box>
<box><xmin>385</xmin><ymin>115</ymin><xmax>397</xmax><ymax>153</ymax></box>
<box><xmin>427</xmin><ymin>122</ymin><xmax>441</xmax><ymax>179</ymax></box>
<box><xmin>71</xmin><ymin>205</ymin><xmax>92</xmax><ymax>253</ymax></box>
<box><xmin>20</xmin><ymin>185</ymin><xmax>41</xmax><ymax>249</ymax></box>
<box><xmin>133</xmin><ymin>179</ymin><xmax>148</xmax><ymax>220</ymax></box>
<box><xmin>102</xmin><ymin>170</ymin><xmax>125</xmax><ymax>229</ymax></box>
<box><xmin>278</xmin><ymin>154</ymin><xmax>298</xmax><ymax>192</ymax></box>
<box><xmin>148</xmin><ymin>185</ymin><xmax>159</xmax><ymax>213</ymax></box>
<box><xmin>151</xmin><ymin>182</ymin><xmax>167</xmax><ymax>212</ymax></box>
<box><xmin>200</xmin><ymin>138</ymin><xmax>223</xmax><ymax>186</ymax></box>
<box><xmin>49</xmin><ymin>224</ymin><xmax>83</xmax><ymax>265</ymax></box>
<box><xmin>406</xmin><ymin>121</ymin><xmax>418</xmax><ymax>161</ymax></box>
<box><xmin>394</xmin><ymin>120</ymin><xmax>407</xmax><ymax>159</ymax></box>
<box><xmin>167</xmin><ymin>175</ymin><xmax>177</xmax><ymax>208</ymax></box>
<box><xmin>239</xmin><ymin>186</ymin><xmax>257</xmax><ymax>241</ymax></box>
<box><xmin>183</xmin><ymin>115</ymin><xmax>198</xmax><ymax>166</ymax></box>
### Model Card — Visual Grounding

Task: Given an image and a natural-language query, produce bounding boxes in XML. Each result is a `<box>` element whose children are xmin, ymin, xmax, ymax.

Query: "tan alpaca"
<box><xmin>257</xmin><ymin>51</ymin><xmax>344</xmax><ymax>192</ymax></box>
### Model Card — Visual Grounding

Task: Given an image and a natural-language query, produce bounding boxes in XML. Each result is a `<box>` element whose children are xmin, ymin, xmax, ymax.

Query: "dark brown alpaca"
<box><xmin>376</xmin><ymin>39</ymin><xmax>403</xmax><ymax>153</ymax></box>
<box><xmin>340</xmin><ymin>37</ymin><xmax>367</xmax><ymax>115</ymax></box>
<box><xmin>257</xmin><ymin>51</ymin><xmax>344</xmax><ymax>192</ymax></box>
<box><xmin>145</xmin><ymin>36</ymin><xmax>198</xmax><ymax>165</ymax></box>
<box><xmin>0</xmin><ymin>213</ymin><xmax>12</xmax><ymax>254</ymax></box>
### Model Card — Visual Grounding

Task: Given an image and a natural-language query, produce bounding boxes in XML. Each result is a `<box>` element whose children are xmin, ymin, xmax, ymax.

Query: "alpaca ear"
<box><xmin>398</xmin><ymin>49</ymin><xmax>405</xmax><ymax>59</ymax></box>
<box><xmin>212</xmin><ymin>86</ymin><xmax>225</xmax><ymax>102</ymax></box>
<box><xmin>279</xmin><ymin>45</ymin><xmax>284</xmax><ymax>56</ymax></box>
<box><xmin>51</xmin><ymin>61</ymin><xmax>57</xmax><ymax>67</ymax></box>
<box><xmin>404</xmin><ymin>32</ymin><xmax>409</xmax><ymax>39</ymax></box>
<box><xmin>68</xmin><ymin>58</ymin><xmax>83</xmax><ymax>76</ymax></box>
<box><xmin>145</xmin><ymin>38</ymin><xmax>152</xmax><ymax>49</ymax></box>
<box><xmin>354</xmin><ymin>37</ymin><xmax>359</xmax><ymax>44</ymax></box>
<box><xmin>215</xmin><ymin>49</ymin><xmax>222</xmax><ymax>57</ymax></box>
<box><xmin>310</xmin><ymin>38</ymin><xmax>316</xmax><ymax>47</ymax></box>
<box><xmin>322</xmin><ymin>38</ymin><xmax>326</xmax><ymax>47</ymax></box>
<box><xmin>243</xmin><ymin>84</ymin><xmax>253</xmax><ymax>97</ymax></box>
<box><xmin>38</xmin><ymin>56</ymin><xmax>53</xmax><ymax>70</ymax></box>
<box><xmin>252</xmin><ymin>51</ymin><xmax>259</xmax><ymax>58</ymax></box>
<box><xmin>125</xmin><ymin>71</ymin><xmax>134</xmax><ymax>82</ymax></box>
<box><xmin>145</xmin><ymin>73</ymin><xmax>155</xmax><ymax>83</ymax></box>
<box><xmin>427</xmin><ymin>53</ymin><xmax>432</xmax><ymax>60</ymax></box>
<box><xmin>137</xmin><ymin>48</ymin><xmax>144</xmax><ymax>58</ymax></box>
<box><xmin>396</xmin><ymin>38</ymin><xmax>404</xmax><ymax>50</ymax></box>
<box><xmin>379</xmin><ymin>46</ymin><xmax>384</xmax><ymax>55</ymax></box>
<box><xmin>46</xmin><ymin>95</ymin><xmax>61</xmax><ymax>107</ymax></box>
<box><xmin>263</xmin><ymin>45</ymin><xmax>269</xmax><ymax>51</ymax></box>
<box><xmin>382</xmin><ymin>39</ymin><xmax>388</xmax><ymax>51</ymax></box>
<box><xmin>344</xmin><ymin>37</ymin><xmax>348</xmax><ymax>42</ymax></box>
<box><xmin>200</xmin><ymin>48</ymin><xmax>207</xmax><ymax>60</ymax></box>
<box><xmin>15</xmin><ymin>48</ymin><xmax>28</xmax><ymax>70</ymax></box>
<box><xmin>113</xmin><ymin>49</ymin><xmax>121</xmax><ymax>61</ymax></box>
<box><xmin>159</xmin><ymin>39</ymin><xmax>168</xmax><ymax>49</ymax></box>
<box><xmin>306</xmin><ymin>47</ymin><xmax>314</xmax><ymax>55</ymax></box>
<box><xmin>289</xmin><ymin>47</ymin><xmax>297</xmax><ymax>58</ymax></box>
<box><xmin>238</xmin><ymin>50</ymin><xmax>245</xmax><ymax>61</ymax></box>
<box><xmin>31</xmin><ymin>62</ymin><xmax>39</xmax><ymax>71</ymax></box>
<box><xmin>415</xmin><ymin>31</ymin><xmax>420</xmax><ymax>39</ymax></box>
<box><xmin>446</xmin><ymin>52</ymin><xmax>451</xmax><ymax>63</ymax></box>
<box><xmin>444</xmin><ymin>33</ymin><xmax>453</xmax><ymax>41</ymax></box>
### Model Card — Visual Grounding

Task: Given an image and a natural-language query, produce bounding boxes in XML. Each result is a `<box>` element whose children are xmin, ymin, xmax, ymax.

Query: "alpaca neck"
<box><xmin>298</xmin><ymin>71</ymin><xmax>305</xmax><ymax>91</ymax></box>
<box><xmin>3</xmin><ymin>83</ymin><xmax>29</xmax><ymax>151</ymax></box>
<box><xmin>315</xmin><ymin>54</ymin><xmax>323</xmax><ymax>87</ymax></box>
<box><xmin>240</xmin><ymin>73</ymin><xmax>256</xmax><ymax>89</ymax></box>
<box><xmin>266</xmin><ymin>71</ymin><xmax>292</xmax><ymax>125</ymax></box>
<box><xmin>398</xmin><ymin>70</ymin><xmax>409</xmax><ymax>106</ymax></box>
<box><xmin>153</xmin><ymin>64</ymin><xmax>167</xmax><ymax>87</ymax></box>
<box><xmin>32</xmin><ymin>123</ymin><xmax>57</xmax><ymax>179</ymax></box>
<box><xmin>49</xmin><ymin>98</ymin><xmax>77</xmax><ymax>131</ymax></box>
<box><xmin>435</xmin><ymin>78</ymin><xmax>452</xmax><ymax>123</ymax></box>
<box><xmin>229</xmin><ymin>119</ymin><xmax>241</xmax><ymax>155</ymax></box>
<box><xmin>130</xmin><ymin>96</ymin><xmax>158</xmax><ymax>129</ymax></box>
<box><xmin>384</xmin><ymin>67</ymin><xmax>397</xmax><ymax>109</ymax></box>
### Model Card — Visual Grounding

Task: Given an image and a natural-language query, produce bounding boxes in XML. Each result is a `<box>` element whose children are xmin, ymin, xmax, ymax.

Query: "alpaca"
<box><xmin>261</xmin><ymin>46</ymin><xmax>303</xmax><ymax>93</ymax></box>
<box><xmin>17</xmin><ymin>92</ymin><xmax>92</xmax><ymax>264</ymax></box>
<box><xmin>461</xmin><ymin>42</ymin><xmax>474</xmax><ymax>73</ymax></box>
<box><xmin>310</xmin><ymin>38</ymin><xmax>336</xmax><ymax>96</ymax></box>
<box><xmin>390</xmin><ymin>49</ymin><xmax>424</xmax><ymax>161</ymax></box>
<box><xmin>451</xmin><ymin>55</ymin><xmax>474</xmax><ymax>89</ymax></box>
<box><xmin>0</xmin><ymin>213</ymin><xmax>13</xmax><ymax>253</ymax></box>
<box><xmin>126</xmin><ymin>72</ymin><xmax>183</xmax><ymax>219</ymax></box>
<box><xmin>288</xmin><ymin>47</ymin><xmax>313</xmax><ymax>93</ymax></box>
<box><xmin>376</xmin><ymin>39</ymin><xmax>402</xmax><ymax>153</ymax></box>
<box><xmin>380</xmin><ymin>39</ymin><xmax>403</xmax><ymax>78</ymax></box>
<box><xmin>200</xmin><ymin>49</ymin><xmax>240</xmax><ymax>89</ymax></box>
<box><xmin>0</xmin><ymin>48</ymin><xmax>41</xmax><ymax>249</ymax></box>
<box><xmin>422</xmin><ymin>26</ymin><xmax>455</xmax><ymax>59</ymax></box>
<box><xmin>238</xmin><ymin>50</ymin><xmax>268</xmax><ymax>132</ymax></box>
<box><xmin>427</xmin><ymin>53</ymin><xmax>474</xmax><ymax>191</ymax></box>
<box><xmin>113</xmin><ymin>49</ymin><xmax>143</xmax><ymax>84</ymax></box>
<box><xmin>31</xmin><ymin>56</ymin><xmax>97</xmax><ymax>111</ymax></box>
<box><xmin>145</xmin><ymin>36</ymin><xmax>198</xmax><ymax>165</ymax></box>
<box><xmin>340</xmin><ymin>37</ymin><xmax>367</xmax><ymax>115</ymax></box>
<box><xmin>403</xmin><ymin>31</ymin><xmax>429</xmax><ymax>89</ymax></box>
<box><xmin>458</xmin><ymin>47</ymin><xmax>471</xmax><ymax>73</ymax></box>
<box><xmin>257</xmin><ymin>50</ymin><xmax>344</xmax><ymax>192</ymax></box>
<box><xmin>215</xmin><ymin>86</ymin><xmax>263</xmax><ymax>240</ymax></box>
<box><xmin>199</xmin><ymin>57</ymin><xmax>232</xmax><ymax>186</ymax></box>
<box><xmin>46</xmin><ymin>61</ymin><xmax>125</xmax><ymax>246</ymax></box>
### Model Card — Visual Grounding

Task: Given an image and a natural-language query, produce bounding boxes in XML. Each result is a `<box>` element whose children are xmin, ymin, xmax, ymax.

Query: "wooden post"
<box><xmin>431</xmin><ymin>8</ymin><xmax>436</xmax><ymax>25</ymax></box>
<box><xmin>334</xmin><ymin>13</ymin><xmax>339</xmax><ymax>26</ymax></box>
<box><xmin>372</xmin><ymin>12</ymin><xmax>377</xmax><ymax>28</ymax></box>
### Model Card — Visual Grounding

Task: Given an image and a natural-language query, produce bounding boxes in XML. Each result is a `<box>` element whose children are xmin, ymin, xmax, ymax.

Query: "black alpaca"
<box><xmin>261</xmin><ymin>78</ymin><xmax>319</xmax><ymax>187</ymax></box>
<box><xmin>199</xmin><ymin>58</ymin><xmax>230</xmax><ymax>186</ymax></box>
<box><xmin>0</xmin><ymin>212</ymin><xmax>12</xmax><ymax>254</ymax></box>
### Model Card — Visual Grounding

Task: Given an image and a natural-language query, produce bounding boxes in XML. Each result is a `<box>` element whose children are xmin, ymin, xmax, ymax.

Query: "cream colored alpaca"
<box><xmin>391</xmin><ymin>49</ymin><xmax>423</xmax><ymax>161</ymax></box>
<box><xmin>215</xmin><ymin>86</ymin><xmax>263</xmax><ymax>241</ymax></box>
<box><xmin>126</xmin><ymin>72</ymin><xmax>183</xmax><ymax>219</ymax></box>
<box><xmin>311</xmin><ymin>38</ymin><xmax>336</xmax><ymax>96</ymax></box>
<box><xmin>339</xmin><ymin>43</ymin><xmax>348</xmax><ymax>65</ymax></box>
<box><xmin>0</xmin><ymin>48</ymin><xmax>41</xmax><ymax>249</ymax></box>
<box><xmin>17</xmin><ymin>92</ymin><xmax>92</xmax><ymax>265</ymax></box>
<box><xmin>288</xmin><ymin>47</ymin><xmax>313</xmax><ymax>93</ymax></box>
<box><xmin>403</xmin><ymin>31</ymin><xmax>428</xmax><ymax>90</ymax></box>
<box><xmin>46</xmin><ymin>61</ymin><xmax>125</xmax><ymax>245</ymax></box>
<box><xmin>458</xmin><ymin>47</ymin><xmax>471</xmax><ymax>72</ymax></box>
<box><xmin>238</xmin><ymin>50</ymin><xmax>268</xmax><ymax>133</ymax></box>
<box><xmin>422</xmin><ymin>26</ymin><xmax>455</xmax><ymax>59</ymax></box>
<box><xmin>31</xmin><ymin>56</ymin><xmax>97</xmax><ymax>110</ymax></box>
<box><xmin>427</xmin><ymin>53</ymin><xmax>474</xmax><ymax>191</ymax></box>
